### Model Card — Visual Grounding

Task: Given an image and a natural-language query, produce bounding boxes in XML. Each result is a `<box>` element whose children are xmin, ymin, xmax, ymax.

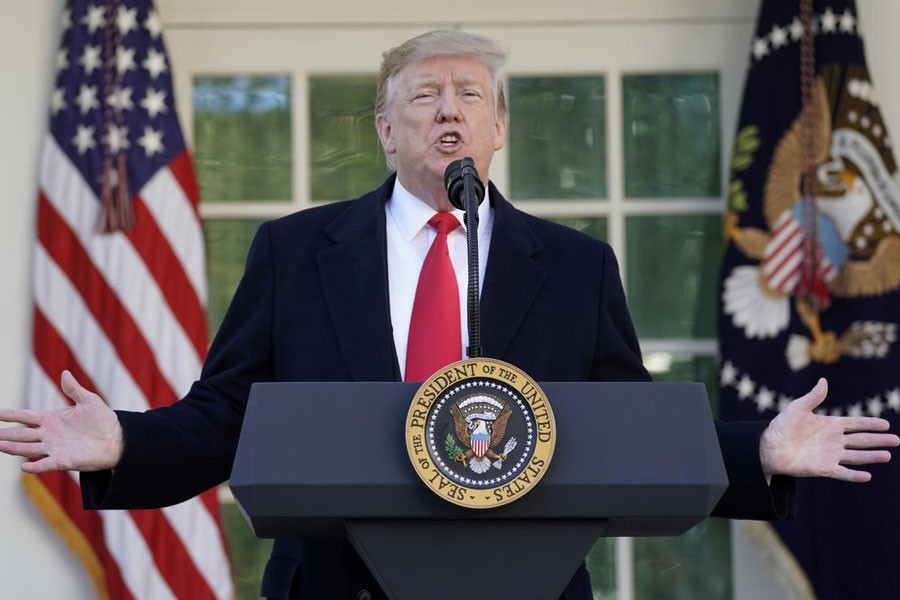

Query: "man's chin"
<box><xmin>429</xmin><ymin>154</ymin><xmax>460</xmax><ymax>177</ymax></box>
<box><xmin>396</xmin><ymin>169</ymin><xmax>454</xmax><ymax>209</ymax></box>
<box><xmin>423</xmin><ymin>159</ymin><xmax>459</xmax><ymax>187</ymax></box>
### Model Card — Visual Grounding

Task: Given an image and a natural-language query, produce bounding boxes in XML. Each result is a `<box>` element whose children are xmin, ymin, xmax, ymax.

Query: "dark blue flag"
<box><xmin>719</xmin><ymin>1</ymin><xmax>900</xmax><ymax>598</ymax></box>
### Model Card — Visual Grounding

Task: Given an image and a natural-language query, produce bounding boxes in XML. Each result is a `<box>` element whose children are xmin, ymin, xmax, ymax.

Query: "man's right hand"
<box><xmin>0</xmin><ymin>371</ymin><xmax>123</xmax><ymax>473</ymax></box>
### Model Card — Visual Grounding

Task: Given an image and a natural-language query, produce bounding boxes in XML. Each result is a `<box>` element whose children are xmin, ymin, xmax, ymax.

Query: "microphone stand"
<box><xmin>460</xmin><ymin>160</ymin><xmax>482</xmax><ymax>360</ymax></box>
<box><xmin>444</xmin><ymin>157</ymin><xmax>486</xmax><ymax>360</ymax></box>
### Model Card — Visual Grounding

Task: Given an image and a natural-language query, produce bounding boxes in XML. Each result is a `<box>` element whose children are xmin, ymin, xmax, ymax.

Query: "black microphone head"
<box><xmin>444</xmin><ymin>157</ymin><xmax>485</xmax><ymax>211</ymax></box>
<box><xmin>444</xmin><ymin>158</ymin><xmax>467</xmax><ymax>210</ymax></box>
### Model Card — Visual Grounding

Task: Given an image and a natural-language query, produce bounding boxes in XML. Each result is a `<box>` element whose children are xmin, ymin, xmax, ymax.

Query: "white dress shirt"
<box><xmin>385</xmin><ymin>179</ymin><xmax>494</xmax><ymax>380</ymax></box>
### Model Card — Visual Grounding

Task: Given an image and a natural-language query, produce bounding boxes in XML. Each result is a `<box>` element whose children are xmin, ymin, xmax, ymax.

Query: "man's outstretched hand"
<box><xmin>0</xmin><ymin>371</ymin><xmax>123</xmax><ymax>473</ymax></box>
<box><xmin>760</xmin><ymin>378</ymin><xmax>899</xmax><ymax>482</ymax></box>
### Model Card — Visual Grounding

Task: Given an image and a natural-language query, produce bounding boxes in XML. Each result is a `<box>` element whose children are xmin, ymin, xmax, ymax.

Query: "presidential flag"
<box><xmin>719</xmin><ymin>1</ymin><xmax>900</xmax><ymax>598</ymax></box>
<box><xmin>25</xmin><ymin>1</ymin><xmax>234</xmax><ymax>598</ymax></box>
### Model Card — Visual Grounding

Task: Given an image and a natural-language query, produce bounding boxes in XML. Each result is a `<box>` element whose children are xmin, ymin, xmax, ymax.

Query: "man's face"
<box><xmin>376</xmin><ymin>54</ymin><xmax>507</xmax><ymax>209</ymax></box>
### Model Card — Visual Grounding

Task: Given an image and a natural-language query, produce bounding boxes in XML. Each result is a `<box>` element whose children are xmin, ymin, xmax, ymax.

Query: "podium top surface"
<box><xmin>230</xmin><ymin>381</ymin><xmax>727</xmax><ymax>536</ymax></box>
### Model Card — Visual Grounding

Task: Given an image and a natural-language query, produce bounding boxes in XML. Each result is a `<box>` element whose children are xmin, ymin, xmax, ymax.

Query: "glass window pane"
<box><xmin>309</xmin><ymin>76</ymin><xmax>391</xmax><ymax>200</ymax></box>
<box><xmin>548</xmin><ymin>216</ymin><xmax>608</xmax><ymax>241</ymax></box>
<box><xmin>509</xmin><ymin>77</ymin><xmax>606</xmax><ymax>200</ymax></box>
<box><xmin>633</xmin><ymin>518</ymin><xmax>732</xmax><ymax>600</ymax></box>
<box><xmin>204</xmin><ymin>219</ymin><xmax>265</xmax><ymax>337</ymax></box>
<box><xmin>625</xmin><ymin>215</ymin><xmax>721</xmax><ymax>339</ymax></box>
<box><xmin>645</xmin><ymin>353</ymin><xmax>719</xmax><ymax>413</ymax></box>
<box><xmin>623</xmin><ymin>74</ymin><xmax>720</xmax><ymax>198</ymax></box>
<box><xmin>220</xmin><ymin>501</ymin><xmax>268</xmax><ymax>600</ymax></box>
<box><xmin>193</xmin><ymin>76</ymin><xmax>292</xmax><ymax>202</ymax></box>
<box><xmin>586</xmin><ymin>537</ymin><xmax>617</xmax><ymax>599</ymax></box>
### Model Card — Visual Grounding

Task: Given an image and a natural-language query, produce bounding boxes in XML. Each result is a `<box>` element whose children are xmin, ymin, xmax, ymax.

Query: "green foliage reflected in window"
<box><xmin>623</xmin><ymin>74</ymin><xmax>720</xmax><ymax>198</ymax></box>
<box><xmin>633</xmin><ymin>518</ymin><xmax>732</xmax><ymax>600</ymax></box>
<box><xmin>193</xmin><ymin>76</ymin><xmax>292</xmax><ymax>202</ymax></box>
<box><xmin>625</xmin><ymin>214</ymin><xmax>722</xmax><ymax>339</ymax></box>
<box><xmin>309</xmin><ymin>76</ymin><xmax>391</xmax><ymax>200</ymax></box>
<box><xmin>648</xmin><ymin>353</ymin><xmax>719</xmax><ymax>413</ymax></box>
<box><xmin>586</xmin><ymin>537</ymin><xmax>617</xmax><ymax>599</ymax></box>
<box><xmin>509</xmin><ymin>77</ymin><xmax>607</xmax><ymax>200</ymax></box>
<box><xmin>549</xmin><ymin>216</ymin><xmax>608</xmax><ymax>241</ymax></box>
<box><xmin>220</xmin><ymin>502</ymin><xmax>268</xmax><ymax>600</ymax></box>
<box><xmin>204</xmin><ymin>219</ymin><xmax>264</xmax><ymax>337</ymax></box>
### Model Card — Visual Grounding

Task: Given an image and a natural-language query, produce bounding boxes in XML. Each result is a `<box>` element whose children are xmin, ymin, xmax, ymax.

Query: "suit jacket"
<box><xmin>82</xmin><ymin>175</ymin><xmax>792</xmax><ymax>599</ymax></box>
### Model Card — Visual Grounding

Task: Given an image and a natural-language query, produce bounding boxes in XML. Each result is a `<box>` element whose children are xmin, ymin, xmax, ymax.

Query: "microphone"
<box><xmin>444</xmin><ymin>157</ymin><xmax>484</xmax><ymax>359</ymax></box>
<box><xmin>444</xmin><ymin>158</ymin><xmax>485</xmax><ymax>211</ymax></box>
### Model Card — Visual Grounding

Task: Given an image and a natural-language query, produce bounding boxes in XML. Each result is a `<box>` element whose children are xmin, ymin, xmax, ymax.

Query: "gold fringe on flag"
<box><xmin>735</xmin><ymin>520</ymin><xmax>817</xmax><ymax>600</ymax></box>
<box><xmin>22</xmin><ymin>473</ymin><xmax>111</xmax><ymax>600</ymax></box>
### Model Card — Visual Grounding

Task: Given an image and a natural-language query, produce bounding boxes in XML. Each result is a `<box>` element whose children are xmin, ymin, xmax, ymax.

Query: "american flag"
<box><xmin>24</xmin><ymin>1</ymin><xmax>234</xmax><ymax>598</ymax></box>
<box><xmin>761</xmin><ymin>207</ymin><xmax>838</xmax><ymax>294</ymax></box>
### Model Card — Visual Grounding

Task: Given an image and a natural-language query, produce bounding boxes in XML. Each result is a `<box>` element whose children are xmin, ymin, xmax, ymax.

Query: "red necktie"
<box><xmin>405</xmin><ymin>213</ymin><xmax>462</xmax><ymax>381</ymax></box>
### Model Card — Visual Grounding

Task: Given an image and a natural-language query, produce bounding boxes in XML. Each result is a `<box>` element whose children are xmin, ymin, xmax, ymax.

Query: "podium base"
<box><xmin>347</xmin><ymin>519</ymin><xmax>608</xmax><ymax>600</ymax></box>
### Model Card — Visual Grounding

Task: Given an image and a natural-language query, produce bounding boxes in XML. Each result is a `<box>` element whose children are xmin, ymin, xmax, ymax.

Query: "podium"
<box><xmin>230</xmin><ymin>381</ymin><xmax>727</xmax><ymax>600</ymax></box>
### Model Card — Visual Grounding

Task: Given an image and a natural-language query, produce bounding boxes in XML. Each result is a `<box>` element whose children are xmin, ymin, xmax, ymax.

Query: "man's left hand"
<box><xmin>760</xmin><ymin>378</ymin><xmax>900</xmax><ymax>482</ymax></box>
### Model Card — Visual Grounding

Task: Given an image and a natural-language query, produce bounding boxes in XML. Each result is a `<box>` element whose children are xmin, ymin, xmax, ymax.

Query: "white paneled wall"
<box><xmin>0</xmin><ymin>2</ymin><xmax>95</xmax><ymax>598</ymax></box>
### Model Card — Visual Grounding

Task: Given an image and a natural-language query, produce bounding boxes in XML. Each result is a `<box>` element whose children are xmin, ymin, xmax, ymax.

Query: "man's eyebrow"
<box><xmin>405</xmin><ymin>76</ymin><xmax>486</xmax><ymax>90</ymax></box>
<box><xmin>406</xmin><ymin>78</ymin><xmax>440</xmax><ymax>90</ymax></box>
<box><xmin>453</xmin><ymin>76</ymin><xmax>484</xmax><ymax>87</ymax></box>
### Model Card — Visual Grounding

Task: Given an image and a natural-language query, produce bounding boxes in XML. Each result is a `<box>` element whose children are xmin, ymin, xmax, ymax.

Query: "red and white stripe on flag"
<box><xmin>25</xmin><ymin>2</ymin><xmax>234</xmax><ymax>599</ymax></box>
<box><xmin>762</xmin><ymin>210</ymin><xmax>837</xmax><ymax>294</ymax></box>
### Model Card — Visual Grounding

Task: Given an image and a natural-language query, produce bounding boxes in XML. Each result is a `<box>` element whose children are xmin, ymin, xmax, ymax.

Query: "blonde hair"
<box><xmin>376</xmin><ymin>30</ymin><xmax>508</xmax><ymax>169</ymax></box>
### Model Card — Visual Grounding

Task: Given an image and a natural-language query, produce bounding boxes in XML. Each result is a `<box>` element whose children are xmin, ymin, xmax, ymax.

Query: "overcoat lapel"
<box><xmin>480</xmin><ymin>185</ymin><xmax>546</xmax><ymax>359</ymax></box>
<box><xmin>315</xmin><ymin>178</ymin><xmax>545</xmax><ymax>379</ymax></box>
<box><xmin>317</xmin><ymin>177</ymin><xmax>400</xmax><ymax>382</ymax></box>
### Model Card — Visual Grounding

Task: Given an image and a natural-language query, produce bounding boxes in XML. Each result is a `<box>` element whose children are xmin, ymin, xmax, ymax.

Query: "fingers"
<box><xmin>0</xmin><ymin>427</ymin><xmax>41</xmax><ymax>443</ymax></box>
<box><xmin>21</xmin><ymin>457</ymin><xmax>59</xmax><ymax>475</ymax></box>
<box><xmin>831</xmin><ymin>465</ymin><xmax>873</xmax><ymax>483</ymax></box>
<box><xmin>0</xmin><ymin>440</ymin><xmax>46</xmax><ymax>459</ymax></box>
<box><xmin>0</xmin><ymin>422</ymin><xmax>47</xmax><ymax>462</ymax></box>
<box><xmin>845</xmin><ymin>432</ymin><xmax>900</xmax><ymax>448</ymax></box>
<box><xmin>840</xmin><ymin>449</ymin><xmax>892</xmax><ymax>466</ymax></box>
<box><xmin>0</xmin><ymin>409</ymin><xmax>43</xmax><ymax>427</ymax></box>
<box><xmin>794</xmin><ymin>377</ymin><xmax>828</xmax><ymax>411</ymax></box>
<box><xmin>60</xmin><ymin>370</ymin><xmax>88</xmax><ymax>405</ymax></box>
<box><xmin>842</xmin><ymin>417</ymin><xmax>893</xmax><ymax>433</ymax></box>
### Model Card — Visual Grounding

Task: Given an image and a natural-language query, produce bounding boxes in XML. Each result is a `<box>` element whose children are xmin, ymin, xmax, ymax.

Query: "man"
<box><xmin>1</xmin><ymin>31</ymin><xmax>897</xmax><ymax>599</ymax></box>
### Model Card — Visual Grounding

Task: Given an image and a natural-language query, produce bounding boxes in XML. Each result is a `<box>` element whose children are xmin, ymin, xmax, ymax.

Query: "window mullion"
<box><xmin>606</xmin><ymin>69</ymin><xmax>626</xmax><ymax>290</ymax></box>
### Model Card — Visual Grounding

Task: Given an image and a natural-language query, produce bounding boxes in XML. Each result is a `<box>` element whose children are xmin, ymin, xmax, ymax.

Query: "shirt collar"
<box><xmin>388</xmin><ymin>178</ymin><xmax>492</xmax><ymax>242</ymax></box>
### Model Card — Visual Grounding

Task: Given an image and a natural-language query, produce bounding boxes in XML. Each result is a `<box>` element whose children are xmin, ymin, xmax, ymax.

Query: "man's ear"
<box><xmin>493</xmin><ymin>112</ymin><xmax>507</xmax><ymax>151</ymax></box>
<box><xmin>375</xmin><ymin>113</ymin><xmax>396</xmax><ymax>155</ymax></box>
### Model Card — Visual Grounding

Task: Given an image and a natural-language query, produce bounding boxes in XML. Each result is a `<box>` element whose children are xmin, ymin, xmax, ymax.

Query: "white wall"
<box><xmin>0</xmin><ymin>1</ymin><xmax>898</xmax><ymax>598</ymax></box>
<box><xmin>0</xmin><ymin>1</ymin><xmax>95</xmax><ymax>598</ymax></box>
<box><xmin>858</xmin><ymin>0</ymin><xmax>900</xmax><ymax>141</ymax></box>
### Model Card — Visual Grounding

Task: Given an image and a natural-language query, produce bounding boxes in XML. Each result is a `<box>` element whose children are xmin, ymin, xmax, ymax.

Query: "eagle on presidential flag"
<box><xmin>718</xmin><ymin>1</ymin><xmax>900</xmax><ymax>598</ymax></box>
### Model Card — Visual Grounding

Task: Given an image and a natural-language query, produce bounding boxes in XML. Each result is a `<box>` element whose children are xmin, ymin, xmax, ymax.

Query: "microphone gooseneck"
<box><xmin>444</xmin><ymin>158</ymin><xmax>484</xmax><ymax>359</ymax></box>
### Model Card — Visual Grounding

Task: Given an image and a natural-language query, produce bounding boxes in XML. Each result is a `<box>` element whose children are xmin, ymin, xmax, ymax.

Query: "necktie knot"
<box><xmin>428</xmin><ymin>212</ymin><xmax>460</xmax><ymax>236</ymax></box>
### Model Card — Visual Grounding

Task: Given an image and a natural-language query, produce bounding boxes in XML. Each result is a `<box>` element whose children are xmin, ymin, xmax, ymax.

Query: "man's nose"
<box><xmin>436</xmin><ymin>92</ymin><xmax>461</xmax><ymax>122</ymax></box>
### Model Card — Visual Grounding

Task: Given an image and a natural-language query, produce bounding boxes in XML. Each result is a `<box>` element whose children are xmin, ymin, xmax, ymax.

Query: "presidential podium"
<box><xmin>230</xmin><ymin>381</ymin><xmax>727</xmax><ymax>600</ymax></box>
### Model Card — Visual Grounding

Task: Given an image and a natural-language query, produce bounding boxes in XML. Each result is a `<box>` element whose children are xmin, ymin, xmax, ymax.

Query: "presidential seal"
<box><xmin>404</xmin><ymin>358</ymin><xmax>555</xmax><ymax>509</ymax></box>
